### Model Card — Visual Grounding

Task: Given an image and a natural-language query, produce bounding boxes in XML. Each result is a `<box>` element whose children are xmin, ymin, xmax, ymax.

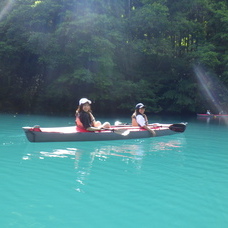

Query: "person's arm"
<box><xmin>86</xmin><ymin>126</ymin><xmax>102</xmax><ymax>131</ymax></box>
<box><xmin>142</xmin><ymin>125</ymin><xmax>156</xmax><ymax>136</ymax></box>
<box><xmin>136</xmin><ymin>115</ymin><xmax>156</xmax><ymax>136</ymax></box>
<box><xmin>89</xmin><ymin>113</ymin><xmax>96</xmax><ymax>124</ymax></box>
<box><xmin>80</xmin><ymin>112</ymin><xmax>102</xmax><ymax>131</ymax></box>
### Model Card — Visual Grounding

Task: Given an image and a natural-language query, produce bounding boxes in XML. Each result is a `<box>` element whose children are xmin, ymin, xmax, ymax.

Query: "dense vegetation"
<box><xmin>0</xmin><ymin>0</ymin><xmax>227</xmax><ymax>115</ymax></box>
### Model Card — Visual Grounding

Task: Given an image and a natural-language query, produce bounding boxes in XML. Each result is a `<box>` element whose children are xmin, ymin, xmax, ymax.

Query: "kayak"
<box><xmin>23</xmin><ymin>123</ymin><xmax>187</xmax><ymax>143</ymax></box>
<box><xmin>197</xmin><ymin>114</ymin><xmax>214</xmax><ymax>118</ymax></box>
<box><xmin>22</xmin><ymin>123</ymin><xmax>187</xmax><ymax>143</ymax></box>
<box><xmin>197</xmin><ymin>114</ymin><xmax>228</xmax><ymax>117</ymax></box>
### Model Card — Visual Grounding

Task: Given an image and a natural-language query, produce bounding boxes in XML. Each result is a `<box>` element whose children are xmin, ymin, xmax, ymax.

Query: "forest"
<box><xmin>0</xmin><ymin>0</ymin><xmax>228</xmax><ymax>115</ymax></box>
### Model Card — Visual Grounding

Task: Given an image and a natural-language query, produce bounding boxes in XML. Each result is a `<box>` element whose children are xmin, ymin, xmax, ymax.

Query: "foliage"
<box><xmin>0</xmin><ymin>0</ymin><xmax>227</xmax><ymax>115</ymax></box>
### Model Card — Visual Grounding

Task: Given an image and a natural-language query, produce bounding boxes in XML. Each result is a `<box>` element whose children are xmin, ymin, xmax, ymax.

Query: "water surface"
<box><xmin>0</xmin><ymin>114</ymin><xmax>227</xmax><ymax>228</ymax></box>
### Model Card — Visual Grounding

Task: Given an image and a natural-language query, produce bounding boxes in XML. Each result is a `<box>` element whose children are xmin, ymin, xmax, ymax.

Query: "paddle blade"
<box><xmin>169</xmin><ymin>123</ymin><xmax>186</xmax><ymax>132</ymax></box>
<box><xmin>113</xmin><ymin>129</ymin><xmax>130</xmax><ymax>136</ymax></box>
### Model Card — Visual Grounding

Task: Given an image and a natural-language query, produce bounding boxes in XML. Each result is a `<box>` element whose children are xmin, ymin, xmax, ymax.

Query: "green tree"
<box><xmin>0</xmin><ymin>0</ymin><xmax>227</xmax><ymax>114</ymax></box>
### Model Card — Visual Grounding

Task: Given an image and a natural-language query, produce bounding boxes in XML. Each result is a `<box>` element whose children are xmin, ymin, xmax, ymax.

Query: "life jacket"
<box><xmin>131</xmin><ymin>114</ymin><xmax>138</xmax><ymax>126</ymax></box>
<box><xmin>75</xmin><ymin>115</ymin><xmax>84</xmax><ymax>128</ymax></box>
<box><xmin>131</xmin><ymin>113</ymin><xmax>148</xmax><ymax>127</ymax></box>
<box><xmin>75</xmin><ymin>112</ymin><xmax>94</xmax><ymax>132</ymax></box>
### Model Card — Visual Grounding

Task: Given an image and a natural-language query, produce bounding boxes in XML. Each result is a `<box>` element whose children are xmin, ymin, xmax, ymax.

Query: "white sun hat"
<box><xmin>79</xmin><ymin>98</ymin><xmax>91</xmax><ymax>105</ymax></box>
<box><xmin>135</xmin><ymin>103</ymin><xmax>145</xmax><ymax>109</ymax></box>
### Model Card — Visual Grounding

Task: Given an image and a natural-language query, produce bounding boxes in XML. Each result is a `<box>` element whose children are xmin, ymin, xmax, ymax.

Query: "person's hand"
<box><xmin>150</xmin><ymin>129</ymin><xmax>156</xmax><ymax>137</ymax></box>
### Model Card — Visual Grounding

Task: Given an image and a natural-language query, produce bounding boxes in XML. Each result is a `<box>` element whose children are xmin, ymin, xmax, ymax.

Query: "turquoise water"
<box><xmin>0</xmin><ymin>114</ymin><xmax>228</xmax><ymax>228</ymax></box>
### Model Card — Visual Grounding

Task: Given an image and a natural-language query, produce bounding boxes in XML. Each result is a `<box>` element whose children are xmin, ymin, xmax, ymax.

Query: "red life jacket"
<box><xmin>75</xmin><ymin>112</ymin><xmax>95</xmax><ymax>132</ymax></box>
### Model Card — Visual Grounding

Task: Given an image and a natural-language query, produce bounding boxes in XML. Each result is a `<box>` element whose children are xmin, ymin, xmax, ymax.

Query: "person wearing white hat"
<box><xmin>75</xmin><ymin>98</ymin><xmax>111</xmax><ymax>131</ymax></box>
<box><xmin>131</xmin><ymin>103</ymin><xmax>156</xmax><ymax>136</ymax></box>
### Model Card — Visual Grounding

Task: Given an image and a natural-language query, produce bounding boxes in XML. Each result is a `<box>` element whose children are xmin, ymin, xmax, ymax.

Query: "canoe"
<box><xmin>22</xmin><ymin>123</ymin><xmax>187</xmax><ymax>143</ymax></box>
<box><xmin>197</xmin><ymin>114</ymin><xmax>228</xmax><ymax>117</ymax></box>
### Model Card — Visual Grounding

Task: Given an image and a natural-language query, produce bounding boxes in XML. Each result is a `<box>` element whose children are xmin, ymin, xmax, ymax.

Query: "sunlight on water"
<box><xmin>22</xmin><ymin>148</ymin><xmax>77</xmax><ymax>160</ymax></box>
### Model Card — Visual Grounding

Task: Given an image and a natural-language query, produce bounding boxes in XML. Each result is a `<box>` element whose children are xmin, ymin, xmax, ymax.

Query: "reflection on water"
<box><xmin>197</xmin><ymin>116</ymin><xmax>228</xmax><ymax>125</ymax></box>
<box><xmin>2</xmin><ymin>114</ymin><xmax>228</xmax><ymax>227</ymax></box>
<box><xmin>22</xmin><ymin>147</ymin><xmax>77</xmax><ymax>160</ymax></box>
<box><xmin>153</xmin><ymin>140</ymin><xmax>183</xmax><ymax>151</ymax></box>
<box><xmin>22</xmin><ymin>136</ymin><xmax>186</xmax><ymax>193</ymax></box>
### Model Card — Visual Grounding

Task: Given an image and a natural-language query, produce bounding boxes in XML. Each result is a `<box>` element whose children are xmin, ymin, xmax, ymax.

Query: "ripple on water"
<box><xmin>1</xmin><ymin>115</ymin><xmax>228</xmax><ymax>227</ymax></box>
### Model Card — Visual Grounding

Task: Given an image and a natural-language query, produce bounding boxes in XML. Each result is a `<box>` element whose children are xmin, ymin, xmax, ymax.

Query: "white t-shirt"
<box><xmin>136</xmin><ymin>115</ymin><xmax>146</xmax><ymax>127</ymax></box>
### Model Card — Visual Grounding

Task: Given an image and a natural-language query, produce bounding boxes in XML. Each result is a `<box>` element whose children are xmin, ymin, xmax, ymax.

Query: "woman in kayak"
<box><xmin>131</xmin><ymin>103</ymin><xmax>156</xmax><ymax>136</ymax></box>
<box><xmin>75</xmin><ymin>98</ymin><xmax>111</xmax><ymax>131</ymax></box>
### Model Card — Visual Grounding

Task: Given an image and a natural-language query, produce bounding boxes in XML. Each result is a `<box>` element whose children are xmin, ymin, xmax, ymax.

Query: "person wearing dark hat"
<box><xmin>131</xmin><ymin>103</ymin><xmax>156</xmax><ymax>136</ymax></box>
<box><xmin>75</xmin><ymin>98</ymin><xmax>111</xmax><ymax>131</ymax></box>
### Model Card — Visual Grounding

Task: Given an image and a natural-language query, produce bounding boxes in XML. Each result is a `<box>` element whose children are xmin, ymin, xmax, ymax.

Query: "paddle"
<box><xmin>102</xmin><ymin>128</ymin><xmax>130</xmax><ymax>136</ymax></box>
<box><xmin>116</xmin><ymin>123</ymin><xmax>186</xmax><ymax>136</ymax></box>
<box><xmin>112</xmin><ymin>128</ymin><xmax>130</xmax><ymax>136</ymax></box>
<box><xmin>103</xmin><ymin>123</ymin><xmax>186</xmax><ymax>136</ymax></box>
<box><xmin>168</xmin><ymin>123</ymin><xmax>186</xmax><ymax>132</ymax></box>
